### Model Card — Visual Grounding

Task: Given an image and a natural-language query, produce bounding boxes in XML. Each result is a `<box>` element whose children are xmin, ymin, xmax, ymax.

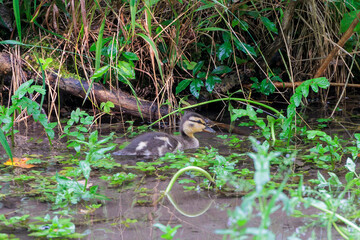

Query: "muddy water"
<box><xmin>0</xmin><ymin>123</ymin><xmax>343</xmax><ymax>239</ymax></box>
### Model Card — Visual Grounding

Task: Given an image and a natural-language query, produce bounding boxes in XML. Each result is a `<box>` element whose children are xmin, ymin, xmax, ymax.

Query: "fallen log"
<box><xmin>48</xmin><ymin>73</ymin><xmax>169</xmax><ymax>121</ymax></box>
<box><xmin>0</xmin><ymin>52</ymin><xmax>169</xmax><ymax>120</ymax></box>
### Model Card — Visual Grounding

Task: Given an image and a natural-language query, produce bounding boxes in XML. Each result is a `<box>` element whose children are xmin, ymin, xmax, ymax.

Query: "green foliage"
<box><xmin>0</xmin><ymin>214</ymin><xmax>29</xmax><ymax>228</ymax></box>
<box><xmin>251</xmin><ymin>73</ymin><xmax>283</xmax><ymax>96</ymax></box>
<box><xmin>0</xmin><ymin>80</ymin><xmax>57</xmax><ymax>145</ymax></box>
<box><xmin>100</xmin><ymin>172</ymin><xmax>137</xmax><ymax>186</ymax></box>
<box><xmin>54</xmin><ymin>161</ymin><xmax>109</xmax><ymax>209</ymax></box>
<box><xmin>306</xmin><ymin>131</ymin><xmax>343</xmax><ymax>170</ymax></box>
<box><xmin>176</xmin><ymin>61</ymin><xmax>231</xmax><ymax>98</ymax></box>
<box><xmin>216</xmin><ymin>138</ymin><xmax>293</xmax><ymax>239</ymax></box>
<box><xmin>340</xmin><ymin>10</ymin><xmax>360</xmax><ymax>33</ymax></box>
<box><xmin>100</xmin><ymin>101</ymin><xmax>115</xmax><ymax>114</ymax></box>
<box><xmin>0</xmin><ymin>127</ymin><xmax>12</xmax><ymax>162</ymax></box>
<box><xmin>153</xmin><ymin>223</ymin><xmax>182</xmax><ymax>240</ymax></box>
<box><xmin>28</xmin><ymin>214</ymin><xmax>85</xmax><ymax>238</ymax></box>
<box><xmin>281</xmin><ymin>77</ymin><xmax>329</xmax><ymax>141</ymax></box>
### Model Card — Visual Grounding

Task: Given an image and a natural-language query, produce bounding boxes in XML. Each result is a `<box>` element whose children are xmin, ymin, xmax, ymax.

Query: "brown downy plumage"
<box><xmin>114</xmin><ymin>112</ymin><xmax>215</xmax><ymax>156</ymax></box>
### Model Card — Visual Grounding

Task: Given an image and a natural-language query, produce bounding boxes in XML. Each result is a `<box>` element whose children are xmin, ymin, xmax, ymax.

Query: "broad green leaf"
<box><xmin>211</xmin><ymin>66</ymin><xmax>232</xmax><ymax>74</ymax></box>
<box><xmin>80</xmin><ymin>161</ymin><xmax>91</xmax><ymax>180</ymax></box>
<box><xmin>205</xmin><ymin>75</ymin><xmax>221</xmax><ymax>93</ymax></box>
<box><xmin>193</xmin><ymin>61</ymin><xmax>204</xmax><ymax>75</ymax></box>
<box><xmin>345</xmin><ymin>158</ymin><xmax>356</xmax><ymax>173</ymax></box>
<box><xmin>345</xmin><ymin>172</ymin><xmax>354</xmax><ymax>183</ymax></box>
<box><xmin>91</xmin><ymin>65</ymin><xmax>109</xmax><ymax>79</ymax></box>
<box><xmin>261</xmin><ymin>16</ymin><xmax>278</xmax><ymax>34</ymax></box>
<box><xmin>176</xmin><ymin>79</ymin><xmax>192</xmax><ymax>94</ymax></box>
<box><xmin>197</xmin><ymin>72</ymin><xmax>206</xmax><ymax>79</ymax></box>
<box><xmin>301</xmin><ymin>85</ymin><xmax>309</xmax><ymax>98</ymax></box>
<box><xmin>317</xmin><ymin>171</ymin><xmax>327</xmax><ymax>185</ymax></box>
<box><xmin>189</xmin><ymin>79</ymin><xmax>203</xmax><ymax>99</ymax></box>
<box><xmin>182</xmin><ymin>60</ymin><xmax>197</xmax><ymax>70</ymax></box>
<box><xmin>122</xmin><ymin>52</ymin><xmax>139</xmax><ymax>61</ymax></box>
<box><xmin>259</xmin><ymin>79</ymin><xmax>275</xmax><ymax>95</ymax></box>
<box><xmin>0</xmin><ymin>128</ymin><xmax>12</xmax><ymax>161</ymax></box>
<box><xmin>314</xmin><ymin>77</ymin><xmax>330</xmax><ymax>88</ymax></box>
<box><xmin>218</xmin><ymin>42</ymin><xmax>232</xmax><ymax>61</ymax></box>
<box><xmin>340</xmin><ymin>10</ymin><xmax>360</xmax><ymax>33</ymax></box>
<box><xmin>234</xmin><ymin>39</ymin><xmax>257</xmax><ymax>56</ymax></box>
<box><xmin>117</xmin><ymin>61</ymin><xmax>135</xmax><ymax>79</ymax></box>
<box><xmin>292</xmin><ymin>92</ymin><xmax>302</xmax><ymax>107</ymax></box>
<box><xmin>328</xmin><ymin>172</ymin><xmax>342</xmax><ymax>186</ymax></box>
<box><xmin>13</xmin><ymin>80</ymin><xmax>34</xmax><ymax>99</ymax></box>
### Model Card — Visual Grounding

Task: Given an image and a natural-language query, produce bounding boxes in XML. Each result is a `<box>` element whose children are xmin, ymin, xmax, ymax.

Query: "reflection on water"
<box><xmin>0</xmin><ymin>122</ymin><xmax>344</xmax><ymax>239</ymax></box>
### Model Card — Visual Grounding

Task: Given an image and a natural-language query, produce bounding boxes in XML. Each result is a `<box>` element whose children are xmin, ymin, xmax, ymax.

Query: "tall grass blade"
<box><xmin>0</xmin><ymin>128</ymin><xmax>12</xmax><ymax>162</ymax></box>
<box><xmin>13</xmin><ymin>0</ymin><xmax>21</xmax><ymax>41</ymax></box>
<box><xmin>95</xmin><ymin>11</ymin><xmax>107</xmax><ymax>71</ymax></box>
<box><xmin>130</xmin><ymin>0</ymin><xmax>136</xmax><ymax>38</ymax></box>
<box><xmin>137</xmin><ymin>33</ymin><xmax>164</xmax><ymax>80</ymax></box>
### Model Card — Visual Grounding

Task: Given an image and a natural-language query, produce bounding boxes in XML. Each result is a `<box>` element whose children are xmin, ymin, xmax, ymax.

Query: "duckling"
<box><xmin>114</xmin><ymin>112</ymin><xmax>215</xmax><ymax>156</ymax></box>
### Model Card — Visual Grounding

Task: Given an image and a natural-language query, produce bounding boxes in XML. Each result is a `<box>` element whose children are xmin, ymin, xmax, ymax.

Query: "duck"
<box><xmin>114</xmin><ymin>112</ymin><xmax>215</xmax><ymax>156</ymax></box>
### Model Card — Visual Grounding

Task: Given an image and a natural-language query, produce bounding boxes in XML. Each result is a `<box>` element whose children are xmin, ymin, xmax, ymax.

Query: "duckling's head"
<box><xmin>180</xmin><ymin>112</ymin><xmax>215</xmax><ymax>138</ymax></box>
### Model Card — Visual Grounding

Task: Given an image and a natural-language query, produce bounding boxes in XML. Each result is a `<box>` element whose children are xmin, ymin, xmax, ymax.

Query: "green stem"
<box><xmin>311</xmin><ymin>203</ymin><xmax>360</xmax><ymax>233</ymax></box>
<box><xmin>150</xmin><ymin>97</ymin><xmax>284</xmax><ymax>128</ymax></box>
<box><xmin>270</xmin><ymin>119</ymin><xmax>276</xmax><ymax>145</ymax></box>
<box><xmin>333</xmin><ymin>222</ymin><xmax>349</xmax><ymax>240</ymax></box>
<box><xmin>164</xmin><ymin>166</ymin><xmax>215</xmax><ymax>195</ymax></box>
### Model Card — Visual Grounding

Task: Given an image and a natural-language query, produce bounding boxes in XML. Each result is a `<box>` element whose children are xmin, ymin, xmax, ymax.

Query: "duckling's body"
<box><xmin>114</xmin><ymin>112</ymin><xmax>215</xmax><ymax>156</ymax></box>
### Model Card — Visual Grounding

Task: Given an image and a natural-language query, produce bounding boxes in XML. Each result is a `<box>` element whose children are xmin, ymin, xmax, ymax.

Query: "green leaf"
<box><xmin>91</xmin><ymin>65</ymin><xmax>110</xmax><ymax>79</ymax></box>
<box><xmin>292</xmin><ymin>92</ymin><xmax>302</xmax><ymax>107</ymax></box>
<box><xmin>197</xmin><ymin>72</ymin><xmax>206</xmax><ymax>79</ymax></box>
<box><xmin>176</xmin><ymin>79</ymin><xmax>192</xmax><ymax>94</ymax></box>
<box><xmin>261</xmin><ymin>16</ymin><xmax>278</xmax><ymax>34</ymax></box>
<box><xmin>198</xmin><ymin>27</ymin><xmax>228</xmax><ymax>32</ymax></box>
<box><xmin>80</xmin><ymin>161</ymin><xmax>91</xmax><ymax>180</ymax></box>
<box><xmin>117</xmin><ymin>61</ymin><xmax>135</xmax><ymax>80</ymax></box>
<box><xmin>205</xmin><ymin>75</ymin><xmax>221</xmax><ymax>93</ymax></box>
<box><xmin>340</xmin><ymin>10</ymin><xmax>360</xmax><ymax>33</ymax></box>
<box><xmin>193</xmin><ymin>61</ymin><xmax>204</xmax><ymax>75</ymax></box>
<box><xmin>301</xmin><ymin>85</ymin><xmax>309</xmax><ymax>98</ymax></box>
<box><xmin>182</xmin><ymin>60</ymin><xmax>197</xmax><ymax>70</ymax></box>
<box><xmin>232</xmin><ymin>19</ymin><xmax>249</xmax><ymax>31</ymax></box>
<box><xmin>0</xmin><ymin>40</ymin><xmax>25</xmax><ymax>45</ymax></box>
<box><xmin>211</xmin><ymin>66</ymin><xmax>232</xmax><ymax>75</ymax></box>
<box><xmin>218</xmin><ymin>42</ymin><xmax>232</xmax><ymax>61</ymax></box>
<box><xmin>0</xmin><ymin>128</ymin><xmax>12</xmax><ymax>161</ymax></box>
<box><xmin>345</xmin><ymin>158</ymin><xmax>356</xmax><ymax>173</ymax></box>
<box><xmin>189</xmin><ymin>79</ymin><xmax>203</xmax><ymax>99</ymax></box>
<box><xmin>345</xmin><ymin>172</ymin><xmax>354</xmax><ymax>183</ymax></box>
<box><xmin>234</xmin><ymin>39</ymin><xmax>257</xmax><ymax>56</ymax></box>
<box><xmin>314</xmin><ymin>77</ymin><xmax>330</xmax><ymax>88</ymax></box>
<box><xmin>122</xmin><ymin>52</ymin><xmax>139</xmax><ymax>61</ymax></box>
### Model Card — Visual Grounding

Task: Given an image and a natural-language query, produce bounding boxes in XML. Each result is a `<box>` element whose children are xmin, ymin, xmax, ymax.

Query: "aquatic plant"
<box><xmin>0</xmin><ymin>80</ymin><xmax>57</xmax><ymax>146</ymax></box>
<box><xmin>28</xmin><ymin>214</ymin><xmax>86</xmax><ymax>238</ymax></box>
<box><xmin>153</xmin><ymin>223</ymin><xmax>182</xmax><ymax>240</ymax></box>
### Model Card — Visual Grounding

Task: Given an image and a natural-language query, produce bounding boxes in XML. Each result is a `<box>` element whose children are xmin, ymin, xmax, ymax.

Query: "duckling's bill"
<box><xmin>203</xmin><ymin>125</ymin><xmax>216</xmax><ymax>133</ymax></box>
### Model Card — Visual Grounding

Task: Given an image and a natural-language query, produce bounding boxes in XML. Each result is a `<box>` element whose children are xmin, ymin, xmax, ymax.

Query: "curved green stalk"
<box><xmin>270</xmin><ymin>119</ymin><xmax>276</xmax><ymax>145</ymax></box>
<box><xmin>311</xmin><ymin>203</ymin><xmax>360</xmax><ymax>233</ymax></box>
<box><xmin>333</xmin><ymin>222</ymin><xmax>348</xmax><ymax>240</ymax></box>
<box><xmin>166</xmin><ymin>193</ymin><xmax>213</xmax><ymax>218</ymax></box>
<box><xmin>150</xmin><ymin>97</ymin><xmax>283</xmax><ymax>128</ymax></box>
<box><xmin>164</xmin><ymin>166</ymin><xmax>215</xmax><ymax>195</ymax></box>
